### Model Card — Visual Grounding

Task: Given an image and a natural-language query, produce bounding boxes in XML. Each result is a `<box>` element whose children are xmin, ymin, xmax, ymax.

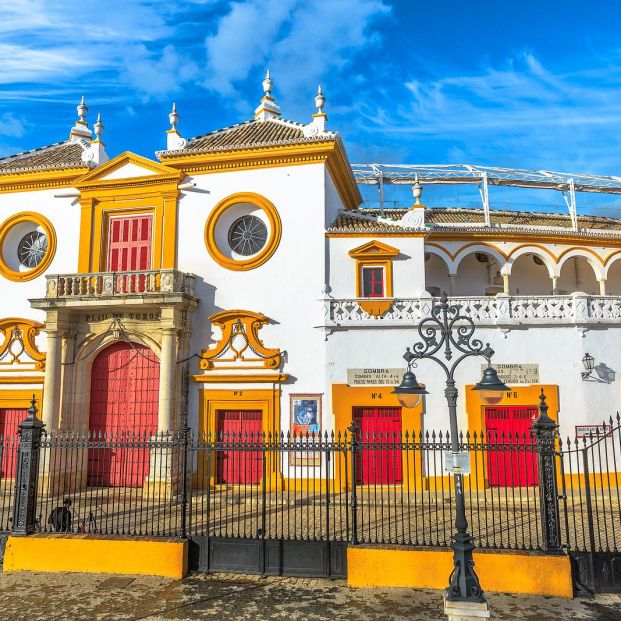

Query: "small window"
<box><xmin>362</xmin><ymin>266</ymin><xmax>385</xmax><ymax>298</ymax></box>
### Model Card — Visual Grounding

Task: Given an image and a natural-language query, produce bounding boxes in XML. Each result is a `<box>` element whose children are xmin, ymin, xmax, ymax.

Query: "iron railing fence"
<box><xmin>4</xmin><ymin>420</ymin><xmax>619</xmax><ymax>554</ymax></box>
<box><xmin>0</xmin><ymin>434</ymin><xmax>19</xmax><ymax>532</ymax></box>
<box><xmin>559</xmin><ymin>415</ymin><xmax>621</xmax><ymax>553</ymax></box>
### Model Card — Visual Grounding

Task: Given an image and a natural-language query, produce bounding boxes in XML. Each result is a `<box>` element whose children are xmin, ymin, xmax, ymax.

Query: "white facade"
<box><xmin>0</xmin><ymin>85</ymin><xmax>619</xmax><ymax>455</ymax></box>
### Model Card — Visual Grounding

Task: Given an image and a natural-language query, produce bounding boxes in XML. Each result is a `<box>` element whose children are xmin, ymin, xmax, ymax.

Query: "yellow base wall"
<box><xmin>3</xmin><ymin>535</ymin><xmax>188</xmax><ymax>579</ymax></box>
<box><xmin>347</xmin><ymin>546</ymin><xmax>573</xmax><ymax>598</ymax></box>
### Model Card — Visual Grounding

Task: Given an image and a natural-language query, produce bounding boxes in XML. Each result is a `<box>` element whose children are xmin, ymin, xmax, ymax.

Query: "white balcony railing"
<box><xmin>45</xmin><ymin>269</ymin><xmax>195</xmax><ymax>299</ymax></box>
<box><xmin>325</xmin><ymin>295</ymin><xmax>621</xmax><ymax>327</ymax></box>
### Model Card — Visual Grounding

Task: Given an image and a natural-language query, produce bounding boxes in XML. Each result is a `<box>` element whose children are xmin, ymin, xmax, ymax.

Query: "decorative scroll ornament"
<box><xmin>0</xmin><ymin>318</ymin><xmax>46</xmax><ymax>371</ymax></box>
<box><xmin>199</xmin><ymin>310</ymin><xmax>281</xmax><ymax>370</ymax></box>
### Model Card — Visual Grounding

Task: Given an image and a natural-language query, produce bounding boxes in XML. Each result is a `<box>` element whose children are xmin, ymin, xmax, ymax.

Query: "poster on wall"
<box><xmin>290</xmin><ymin>394</ymin><xmax>322</xmax><ymax>466</ymax></box>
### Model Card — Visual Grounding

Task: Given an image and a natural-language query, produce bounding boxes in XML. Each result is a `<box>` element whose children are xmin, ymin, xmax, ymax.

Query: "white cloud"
<box><xmin>0</xmin><ymin>114</ymin><xmax>26</xmax><ymax>138</ymax></box>
<box><xmin>204</xmin><ymin>0</ymin><xmax>390</xmax><ymax>107</ymax></box>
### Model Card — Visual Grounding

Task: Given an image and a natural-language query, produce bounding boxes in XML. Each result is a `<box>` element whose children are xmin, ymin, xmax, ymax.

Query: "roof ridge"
<box><xmin>0</xmin><ymin>139</ymin><xmax>70</xmax><ymax>163</ymax></box>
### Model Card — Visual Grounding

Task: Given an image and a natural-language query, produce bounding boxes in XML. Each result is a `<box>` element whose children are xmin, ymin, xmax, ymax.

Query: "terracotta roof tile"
<box><xmin>160</xmin><ymin>118</ymin><xmax>336</xmax><ymax>156</ymax></box>
<box><xmin>0</xmin><ymin>141</ymin><xmax>87</xmax><ymax>174</ymax></box>
<box><xmin>328</xmin><ymin>207</ymin><xmax>621</xmax><ymax>237</ymax></box>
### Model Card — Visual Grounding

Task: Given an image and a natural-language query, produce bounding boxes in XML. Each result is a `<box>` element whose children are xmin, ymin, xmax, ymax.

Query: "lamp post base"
<box><xmin>444</xmin><ymin>594</ymin><xmax>490</xmax><ymax>621</ymax></box>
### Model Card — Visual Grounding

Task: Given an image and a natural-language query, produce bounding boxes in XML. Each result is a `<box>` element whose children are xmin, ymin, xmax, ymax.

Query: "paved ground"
<box><xmin>0</xmin><ymin>572</ymin><xmax>619</xmax><ymax>621</ymax></box>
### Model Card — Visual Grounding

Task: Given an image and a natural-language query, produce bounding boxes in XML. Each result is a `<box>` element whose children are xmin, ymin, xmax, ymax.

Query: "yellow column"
<box><xmin>552</xmin><ymin>276</ymin><xmax>559</xmax><ymax>295</ymax></box>
<box><xmin>502</xmin><ymin>274</ymin><xmax>510</xmax><ymax>295</ymax></box>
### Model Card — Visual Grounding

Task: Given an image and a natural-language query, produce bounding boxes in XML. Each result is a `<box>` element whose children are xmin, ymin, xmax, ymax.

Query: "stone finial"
<box><xmin>262</xmin><ymin>69</ymin><xmax>273</xmax><ymax>98</ymax></box>
<box><xmin>81</xmin><ymin>112</ymin><xmax>108</xmax><ymax>166</ymax></box>
<box><xmin>93</xmin><ymin>113</ymin><xmax>104</xmax><ymax>140</ymax></box>
<box><xmin>303</xmin><ymin>84</ymin><xmax>328</xmax><ymax>137</ymax></box>
<box><xmin>254</xmin><ymin>69</ymin><xmax>281</xmax><ymax>121</ymax></box>
<box><xmin>166</xmin><ymin>102</ymin><xmax>187</xmax><ymax>151</ymax></box>
<box><xmin>69</xmin><ymin>96</ymin><xmax>93</xmax><ymax>143</ymax></box>
<box><xmin>412</xmin><ymin>181</ymin><xmax>423</xmax><ymax>205</ymax></box>
<box><xmin>169</xmin><ymin>102</ymin><xmax>179</xmax><ymax>131</ymax></box>
<box><xmin>315</xmin><ymin>85</ymin><xmax>325</xmax><ymax>114</ymax></box>
<box><xmin>77</xmin><ymin>96</ymin><xmax>88</xmax><ymax>124</ymax></box>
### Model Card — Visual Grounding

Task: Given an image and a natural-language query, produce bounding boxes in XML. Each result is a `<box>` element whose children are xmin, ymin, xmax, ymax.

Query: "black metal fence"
<box><xmin>3</xmin><ymin>409</ymin><xmax>620</xmax><ymax>563</ymax></box>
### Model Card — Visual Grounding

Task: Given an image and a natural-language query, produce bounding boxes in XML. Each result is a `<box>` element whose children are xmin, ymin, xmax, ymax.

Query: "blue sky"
<box><xmin>3</xmin><ymin>1</ymin><xmax>621</xmax><ymax>191</ymax></box>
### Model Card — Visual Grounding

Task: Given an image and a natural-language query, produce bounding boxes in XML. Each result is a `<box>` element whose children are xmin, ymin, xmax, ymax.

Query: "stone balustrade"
<box><xmin>325</xmin><ymin>294</ymin><xmax>621</xmax><ymax>327</ymax></box>
<box><xmin>45</xmin><ymin>269</ymin><xmax>195</xmax><ymax>300</ymax></box>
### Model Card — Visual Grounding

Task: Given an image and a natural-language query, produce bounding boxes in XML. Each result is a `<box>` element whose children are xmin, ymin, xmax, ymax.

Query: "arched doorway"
<box><xmin>88</xmin><ymin>341</ymin><xmax>160</xmax><ymax>487</ymax></box>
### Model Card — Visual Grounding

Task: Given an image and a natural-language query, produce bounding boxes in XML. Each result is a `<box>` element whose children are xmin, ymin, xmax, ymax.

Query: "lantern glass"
<box><xmin>396</xmin><ymin>392</ymin><xmax>423</xmax><ymax>409</ymax></box>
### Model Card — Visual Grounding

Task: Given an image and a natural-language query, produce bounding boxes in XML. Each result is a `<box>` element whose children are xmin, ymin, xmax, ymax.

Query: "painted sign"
<box><xmin>575</xmin><ymin>424</ymin><xmax>612</xmax><ymax>439</ymax></box>
<box><xmin>481</xmin><ymin>363</ymin><xmax>540</xmax><ymax>384</ymax></box>
<box><xmin>347</xmin><ymin>368</ymin><xmax>406</xmax><ymax>386</ymax></box>
<box><xmin>443</xmin><ymin>451</ymin><xmax>471</xmax><ymax>475</ymax></box>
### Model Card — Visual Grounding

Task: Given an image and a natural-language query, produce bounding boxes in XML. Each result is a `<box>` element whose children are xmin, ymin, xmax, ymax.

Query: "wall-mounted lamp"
<box><xmin>581</xmin><ymin>353</ymin><xmax>595</xmax><ymax>380</ymax></box>
<box><xmin>582</xmin><ymin>353</ymin><xmax>616</xmax><ymax>384</ymax></box>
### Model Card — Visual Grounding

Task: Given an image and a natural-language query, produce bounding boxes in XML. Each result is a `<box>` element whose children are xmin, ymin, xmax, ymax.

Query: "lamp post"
<box><xmin>392</xmin><ymin>293</ymin><xmax>509</xmax><ymax>612</ymax></box>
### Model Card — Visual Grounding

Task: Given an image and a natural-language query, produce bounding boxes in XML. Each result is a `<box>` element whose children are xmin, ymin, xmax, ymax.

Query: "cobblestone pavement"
<box><xmin>0</xmin><ymin>572</ymin><xmax>619</xmax><ymax>621</ymax></box>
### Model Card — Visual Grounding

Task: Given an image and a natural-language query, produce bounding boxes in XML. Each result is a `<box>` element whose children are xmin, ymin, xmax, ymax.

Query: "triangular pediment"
<box><xmin>348</xmin><ymin>240</ymin><xmax>400</xmax><ymax>259</ymax></box>
<box><xmin>76</xmin><ymin>152</ymin><xmax>181</xmax><ymax>186</ymax></box>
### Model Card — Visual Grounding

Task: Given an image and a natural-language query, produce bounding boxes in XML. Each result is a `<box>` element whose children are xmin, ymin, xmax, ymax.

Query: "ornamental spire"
<box><xmin>93</xmin><ymin>113</ymin><xmax>104</xmax><ymax>140</ymax></box>
<box><xmin>80</xmin><ymin>112</ymin><xmax>108</xmax><ymax>167</ymax></box>
<box><xmin>254</xmin><ymin>69</ymin><xmax>281</xmax><ymax>121</ymax></box>
<box><xmin>166</xmin><ymin>102</ymin><xmax>187</xmax><ymax>150</ymax></box>
<box><xmin>315</xmin><ymin>85</ymin><xmax>325</xmax><ymax>114</ymax></box>
<box><xmin>69</xmin><ymin>95</ymin><xmax>92</xmax><ymax>143</ymax></box>
<box><xmin>303</xmin><ymin>84</ymin><xmax>328</xmax><ymax>136</ymax></box>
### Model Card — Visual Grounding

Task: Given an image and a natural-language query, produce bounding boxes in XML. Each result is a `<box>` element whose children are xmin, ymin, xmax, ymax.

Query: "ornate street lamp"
<box><xmin>392</xmin><ymin>292</ymin><xmax>509</xmax><ymax>609</ymax></box>
<box><xmin>581</xmin><ymin>353</ymin><xmax>595</xmax><ymax>380</ymax></box>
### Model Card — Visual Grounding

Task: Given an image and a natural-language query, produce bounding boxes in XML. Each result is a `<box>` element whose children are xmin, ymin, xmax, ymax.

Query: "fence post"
<box><xmin>348</xmin><ymin>421</ymin><xmax>359</xmax><ymax>545</ymax></box>
<box><xmin>12</xmin><ymin>397</ymin><xmax>45</xmax><ymax>536</ymax></box>
<box><xmin>532</xmin><ymin>389</ymin><xmax>562</xmax><ymax>553</ymax></box>
<box><xmin>180</xmin><ymin>425</ymin><xmax>190</xmax><ymax>539</ymax></box>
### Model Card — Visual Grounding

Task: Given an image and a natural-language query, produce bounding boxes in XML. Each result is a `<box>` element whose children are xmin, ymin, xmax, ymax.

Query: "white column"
<box><xmin>502</xmin><ymin>274</ymin><xmax>510</xmax><ymax>295</ymax></box>
<box><xmin>42</xmin><ymin>329</ymin><xmax>62</xmax><ymax>430</ymax></box>
<box><xmin>448</xmin><ymin>274</ymin><xmax>457</xmax><ymax>296</ymax></box>
<box><xmin>599</xmin><ymin>279</ymin><xmax>607</xmax><ymax>296</ymax></box>
<box><xmin>158</xmin><ymin>328</ymin><xmax>177</xmax><ymax>432</ymax></box>
<box><xmin>552</xmin><ymin>276</ymin><xmax>559</xmax><ymax>295</ymax></box>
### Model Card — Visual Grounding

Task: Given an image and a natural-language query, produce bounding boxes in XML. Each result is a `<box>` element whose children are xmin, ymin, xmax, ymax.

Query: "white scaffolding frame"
<box><xmin>352</xmin><ymin>164</ymin><xmax>621</xmax><ymax>230</ymax></box>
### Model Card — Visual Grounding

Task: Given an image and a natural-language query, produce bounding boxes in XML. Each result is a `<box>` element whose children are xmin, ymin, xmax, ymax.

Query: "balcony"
<box><xmin>324</xmin><ymin>294</ymin><xmax>621</xmax><ymax>329</ymax></box>
<box><xmin>32</xmin><ymin>269</ymin><xmax>196</xmax><ymax>310</ymax></box>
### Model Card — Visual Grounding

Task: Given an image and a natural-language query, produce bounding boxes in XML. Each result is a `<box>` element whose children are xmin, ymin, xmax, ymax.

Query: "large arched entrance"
<box><xmin>88</xmin><ymin>341</ymin><xmax>160</xmax><ymax>487</ymax></box>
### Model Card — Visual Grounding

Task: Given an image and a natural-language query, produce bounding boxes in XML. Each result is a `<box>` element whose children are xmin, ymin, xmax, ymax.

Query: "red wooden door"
<box><xmin>485</xmin><ymin>406</ymin><xmax>538</xmax><ymax>487</ymax></box>
<box><xmin>107</xmin><ymin>215</ymin><xmax>152</xmax><ymax>292</ymax></box>
<box><xmin>217</xmin><ymin>410</ymin><xmax>263</xmax><ymax>484</ymax></box>
<box><xmin>353</xmin><ymin>407</ymin><xmax>402</xmax><ymax>485</ymax></box>
<box><xmin>88</xmin><ymin>342</ymin><xmax>159</xmax><ymax>487</ymax></box>
<box><xmin>0</xmin><ymin>408</ymin><xmax>27</xmax><ymax>478</ymax></box>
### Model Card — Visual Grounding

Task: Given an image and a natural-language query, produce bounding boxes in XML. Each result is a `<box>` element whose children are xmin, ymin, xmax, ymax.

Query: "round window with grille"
<box><xmin>227</xmin><ymin>215</ymin><xmax>268</xmax><ymax>256</ymax></box>
<box><xmin>17</xmin><ymin>231</ymin><xmax>48</xmax><ymax>268</ymax></box>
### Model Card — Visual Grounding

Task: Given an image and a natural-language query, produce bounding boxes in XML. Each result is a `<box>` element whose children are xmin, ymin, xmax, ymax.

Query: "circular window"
<box><xmin>228</xmin><ymin>215</ymin><xmax>268</xmax><ymax>256</ymax></box>
<box><xmin>205</xmin><ymin>193</ymin><xmax>281</xmax><ymax>271</ymax></box>
<box><xmin>18</xmin><ymin>231</ymin><xmax>48</xmax><ymax>268</ymax></box>
<box><xmin>0</xmin><ymin>212</ymin><xmax>56</xmax><ymax>282</ymax></box>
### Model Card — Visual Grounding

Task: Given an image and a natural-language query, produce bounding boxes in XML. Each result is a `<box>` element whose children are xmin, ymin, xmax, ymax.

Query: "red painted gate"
<box><xmin>0</xmin><ymin>408</ymin><xmax>27</xmax><ymax>478</ymax></box>
<box><xmin>217</xmin><ymin>410</ymin><xmax>263</xmax><ymax>484</ymax></box>
<box><xmin>485</xmin><ymin>406</ymin><xmax>538</xmax><ymax>487</ymax></box>
<box><xmin>88</xmin><ymin>342</ymin><xmax>159</xmax><ymax>487</ymax></box>
<box><xmin>353</xmin><ymin>406</ymin><xmax>403</xmax><ymax>485</ymax></box>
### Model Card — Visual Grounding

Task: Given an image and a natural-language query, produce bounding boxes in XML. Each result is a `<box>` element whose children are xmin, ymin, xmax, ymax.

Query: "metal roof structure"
<box><xmin>351</xmin><ymin>163</ymin><xmax>621</xmax><ymax>230</ymax></box>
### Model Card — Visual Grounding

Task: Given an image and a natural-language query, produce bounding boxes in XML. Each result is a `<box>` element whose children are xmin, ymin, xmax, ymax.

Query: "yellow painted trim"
<box><xmin>160</xmin><ymin>140</ymin><xmax>362</xmax><ymax>211</ymax></box>
<box><xmin>0</xmin><ymin>212</ymin><xmax>57</xmax><ymax>282</ymax></box>
<box><xmin>0</xmin><ymin>168</ymin><xmax>89</xmax><ymax>194</ymax></box>
<box><xmin>0</xmin><ymin>376</ymin><xmax>44</xmax><ymax>384</ymax></box>
<box><xmin>3</xmin><ymin>535</ymin><xmax>187</xmax><ymax>579</ymax></box>
<box><xmin>77</xmin><ymin>191</ymin><xmax>179</xmax><ymax>273</ymax></box>
<box><xmin>347</xmin><ymin>546</ymin><xmax>573</xmax><ymax>598</ymax></box>
<box><xmin>357</xmin><ymin>298</ymin><xmax>394</xmax><ymax>317</ymax></box>
<box><xmin>556</xmin><ymin>245</ymin><xmax>606</xmax><ymax>266</ymax></box>
<box><xmin>192</xmin><ymin>372</ymin><xmax>288</xmax><ymax>383</ymax></box>
<box><xmin>0</xmin><ymin>388</ymin><xmax>43</xmax><ymax>417</ymax></box>
<box><xmin>465</xmin><ymin>383</ymin><xmax>559</xmax><ymax>489</ymax></box>
<box><xmin>349</xmin><ymin>240</ymin><xmax>400</xmax><ymax>301</ymax></box>
<box><xmin>0</xmin><ymin>317</ymin><xmax>46</xmax><ymax>371</ymax></box>
<box><xmin>331</xmin><ymin>384</ymin><xmax>424</xmax><ymax>491</ymax></box>
<box><xmin>428</xmin><ymin>230</ymin><xmax>621</xmax><ymax>248</ymax></box>
<box><xmin>326</xmin><ymin>232</ymin><xmax>428</xmax><ymax>238</ymax></box>
<box><xmin>204</xmin><ymin>192</ymin><xmax>282</xmax><ymax>271</ymax></box>
<box><xmin>197</xmin><ymin>388</ymin><xmax>282</xmax><ymax>490</ymax></box>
